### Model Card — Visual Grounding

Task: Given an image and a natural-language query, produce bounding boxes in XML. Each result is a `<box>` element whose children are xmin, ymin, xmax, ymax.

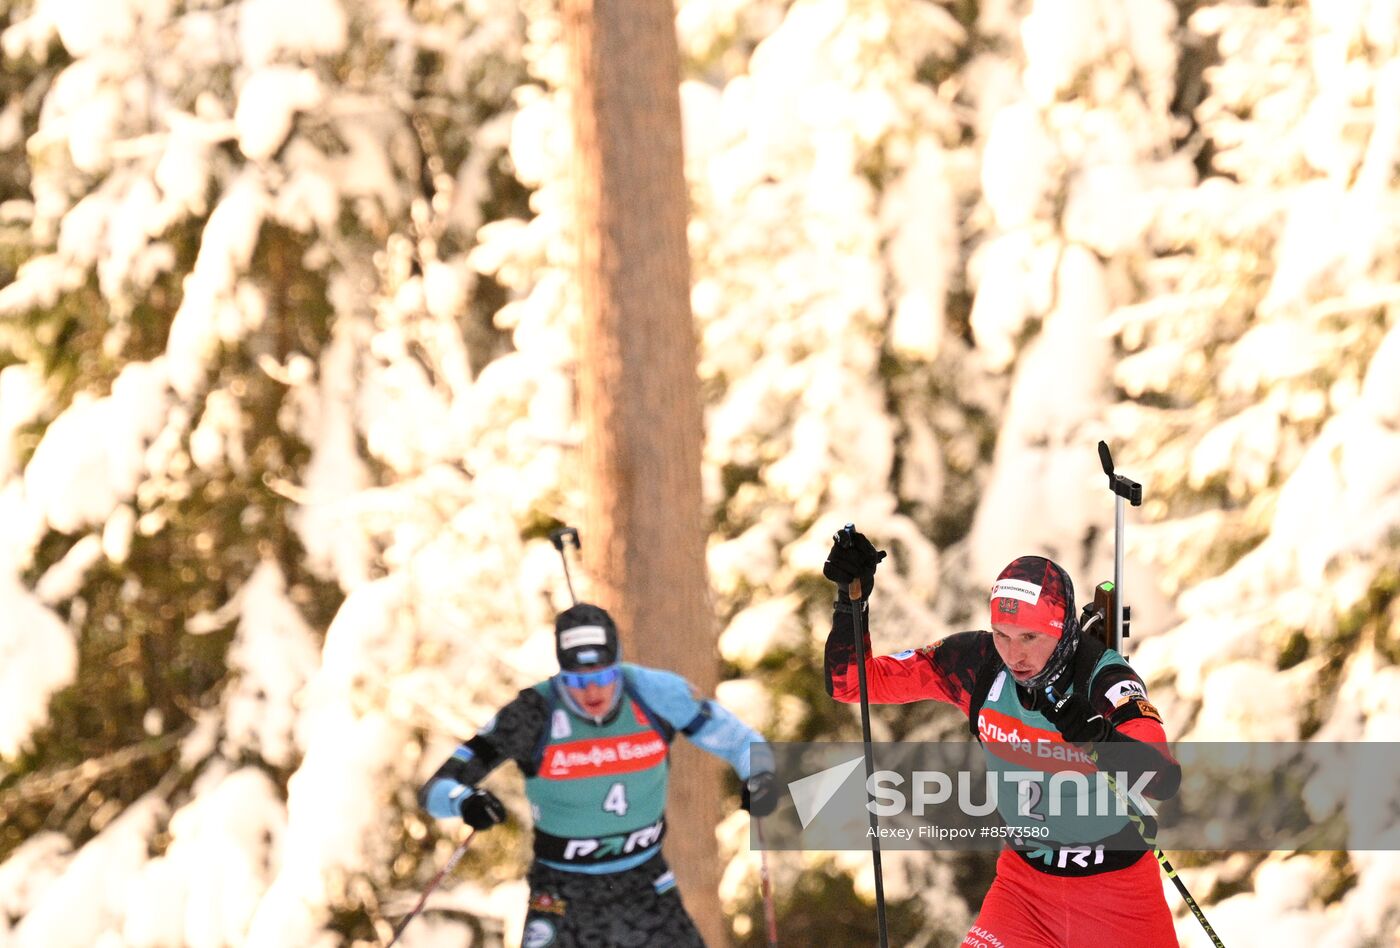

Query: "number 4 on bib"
<box><xmin>603</xmin><ymin>782</ymin><xmax>629</xmax><ymax>816</ymax></box>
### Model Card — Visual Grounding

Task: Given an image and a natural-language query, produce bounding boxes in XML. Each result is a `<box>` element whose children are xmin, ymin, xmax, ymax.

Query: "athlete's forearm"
<box><xmin>419</xmin><ymin>689</ymin><xmax>549</xmax><ymax>819</ymax></box>
<box><xmin>1099</xmin><ymin>726</ymin><xmax>1181</xmax><ymax>800</ymax></box>
<box><xmin>418</xmin><ymin>736</ymin><xmax>503</xmax><ymax>818</ymax></box>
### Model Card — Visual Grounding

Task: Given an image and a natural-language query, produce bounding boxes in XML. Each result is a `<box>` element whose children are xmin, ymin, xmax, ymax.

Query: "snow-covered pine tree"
<box><xmin>0</xmin><ymin>0</ymin><xmax>575</xmax><ymax>944</ymax></box>
<box><xmin>1108</xmin><ymin>3</ymin><xmax>1400</xmax><ymax>939</ymax></box>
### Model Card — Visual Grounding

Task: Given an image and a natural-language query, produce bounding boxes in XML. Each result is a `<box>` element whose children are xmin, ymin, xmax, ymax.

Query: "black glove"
<box><xmin>823</xmin><ymin>528</ymin><xmax>886</xmax><ymax>600</ymax></box>
<box><xmin>1040</xmin><ymin>649</ymin><xmax>1110</xmax><ymax>745</ymax></box>
<box><xmin>459</xmin><ymin>788</ymin><xmax>506</xmax><ymax>830</ymax></box>
<box><xmin>741</xmin><ymin>771</ymin><xmax>779</xmax><ymax>818</ymax></box>
<box><xmin>1041</xmin><ymin>689</ymin><xmax>1109</xmax><ymax>744</ymax></box>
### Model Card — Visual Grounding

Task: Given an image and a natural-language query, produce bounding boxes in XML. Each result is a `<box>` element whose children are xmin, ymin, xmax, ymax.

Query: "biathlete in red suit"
<box><xmin>822</xmin><ymin>532</ymin><xmax>1181</xmax><ymax>948</ymax></box>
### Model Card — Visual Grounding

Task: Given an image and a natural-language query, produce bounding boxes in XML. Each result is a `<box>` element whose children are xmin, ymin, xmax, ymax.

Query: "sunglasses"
<box><xmin>559</xmin><ymin>666</ymin><xmax>621</xmax><ymax>689</ymax></box>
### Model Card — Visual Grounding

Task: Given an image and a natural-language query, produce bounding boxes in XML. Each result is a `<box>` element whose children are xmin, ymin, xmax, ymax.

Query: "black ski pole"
<box><xmin>837</xmin><ymin>524</ymin><xmax>890</xmax><ymax>948</ymax></box>
<box><xmin>385</xmin><ymin>830</ymin><xmax>478</xmax><ymax>947</ymax></box>
<box><xmin>1156</xmin><ymin>850</ymin><xmax>1226</xmax><ymax>947</ymax></box>
<box><xmin>549</xmin><ymin>526</ymin><xmax>581</xmax><ymax>605</ymax></box>
<box><xmin>1058</xmin><ymin>743</ymin><xmax>1226</xmax><ymax>948</ymax></box>
<box><xmin>1092</xmin><ymin>442</ymin><xmax>1225</xmax><ymax>947</ymax></box>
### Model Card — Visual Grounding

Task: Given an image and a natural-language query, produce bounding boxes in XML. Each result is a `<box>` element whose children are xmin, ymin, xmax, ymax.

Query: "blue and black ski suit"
<box><xmin>420</xmin><ymin>663</ymin><xmax>770</xmax><ymax>947</ymax></box>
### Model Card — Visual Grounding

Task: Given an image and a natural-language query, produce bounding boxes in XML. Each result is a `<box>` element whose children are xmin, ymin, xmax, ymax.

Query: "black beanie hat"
<box><xmin>555</xmin><ymin>603</ymin><xmax>621</xmax><ymax>671</ymax></box>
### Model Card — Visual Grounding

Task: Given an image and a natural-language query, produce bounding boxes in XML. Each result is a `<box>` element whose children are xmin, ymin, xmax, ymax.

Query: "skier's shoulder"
<box><xmin>1088</xmin><ymin>644</ymin><xmax>1140</xmax><ymax>687</ymax></box>
<box><xmin>618</xmin><ymin>663</ymin><xmax>714</xmax><ymax>737</ymax></box>
<box><xmin>494</xmin><ymin>683</ymin><xmax>553</xmax><ymax>726</ymax></box>
<box><xmin>622</xmin><ymin>663</ymin><xmax>701</xmax><ymax>706</ymax></box>
<box><xmin>921</xmin><ymin>629</ymin><xmax>997</xmax><ymax>672</ymax></box>
<box><xmin>467</xmin><ymin>684</ymin><xmax>552</xmax><ymax>766</ymax></box>
<box><xmin>1081</xmin><ymin>644</ymin><xmax>1160</xmax><ymax>712</ymax></box>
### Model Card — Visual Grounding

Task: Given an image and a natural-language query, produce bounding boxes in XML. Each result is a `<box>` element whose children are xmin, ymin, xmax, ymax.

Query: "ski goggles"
<box><xmin>558</xmin><ymin>665</ymin><xmax>621</xmax><ymax>689</ymax></box>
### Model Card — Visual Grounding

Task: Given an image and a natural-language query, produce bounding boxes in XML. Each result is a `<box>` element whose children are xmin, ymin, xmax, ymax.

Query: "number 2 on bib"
<box><xmin>603</xmin><ymin>782</ymin><xmax>629</xmax><ymax>816</ymax></box>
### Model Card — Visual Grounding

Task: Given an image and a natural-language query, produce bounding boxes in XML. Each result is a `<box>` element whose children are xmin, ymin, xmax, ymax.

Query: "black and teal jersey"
<box><xmin>976</xmin><ymin>649</ymin><xmax>1135</xmax><ymax>857</ymax></box>
<box><xmin>524</xmin><ymin>672</ymin><xmax>672</xmax><ymax>869</ymax></box>
<box><xmin>420</xmin><ymin>663</ymin><xmax>772</xmax><ymax>875</ymax></box>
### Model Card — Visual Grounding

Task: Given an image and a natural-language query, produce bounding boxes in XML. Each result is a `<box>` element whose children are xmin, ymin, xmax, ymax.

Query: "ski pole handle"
<box><xmin>836</xmin><ymin>524</ymin><xmax>863</xmax><ymax>600</ymax></box>
<box><xmin>549</xmin><ymin>526</ymin><xmax>581</xmax><ymax>605</ymax></box>
<box><xmin>549</xmin><ymin>526</ymin><xmax>581</xmax><ymax>552</ymax></box>
<box><xmin>836</xmin><ymin>522</ymin><xmax>886</xmax><ymax>600</ymax></box>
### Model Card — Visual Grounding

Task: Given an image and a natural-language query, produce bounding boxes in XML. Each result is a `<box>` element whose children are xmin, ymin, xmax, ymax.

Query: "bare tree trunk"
<box><xmin>563</xmin><ymin>0</ymin><xmax>726</xmax><ymax>944</ymax></box>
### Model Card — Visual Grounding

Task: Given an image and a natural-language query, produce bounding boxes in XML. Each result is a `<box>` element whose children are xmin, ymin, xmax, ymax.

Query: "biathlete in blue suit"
<box><xmin>419</xmin><ymin>603</ymin><xmax>777</xmax><ymax>947</ymax></box>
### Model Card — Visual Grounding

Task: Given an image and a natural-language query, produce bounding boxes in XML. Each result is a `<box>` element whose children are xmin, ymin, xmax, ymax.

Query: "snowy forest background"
<box><xmin>1</xmin><ymin>0</ymin><xmax>1399</xmax><ymax>945</ymax></box>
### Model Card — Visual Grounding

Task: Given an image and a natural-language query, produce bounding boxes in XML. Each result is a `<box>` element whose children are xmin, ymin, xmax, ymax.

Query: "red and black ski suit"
<box><xmin>825</xmin><ymin>605</ymin><xmax>1181</xmax><ymax>947</ymax></box>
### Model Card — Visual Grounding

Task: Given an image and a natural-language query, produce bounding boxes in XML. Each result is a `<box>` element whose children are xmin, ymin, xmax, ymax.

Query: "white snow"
<box><xmin>34</xmin><ymin>534</ymin><xmax>103</xmax><ymax>603</ymax></box>
<box><xmin>289</xmin><ymin>319</ymin><xmax>373</xmax><ymax>591</ymax></box>
<box><xmin>717</xmin><ymin>594</ymin><xmax>805</xmax><ymax>668</ymax></box>
<box><xmin>0</xmin><ymin>254</ymin><xmax>86</xmax><ymax>316</ymax></box>
<box><xmin>166</xmin><ymin>172</ymin><xmax>268</xmax><ymax>398</ymax></box>
<box><xmin>237</xmin><ymin>0</ymin><xmax>348</xmax><ymax>68</ymax></box>
<box><xmin>1191</xmin><ymin>660</ymin><xmax>1301</xmax><ymax>741</ymax></box>
<box><xmin>0</xmin><ymin>833</ymin><xmax>71</xmax><ymax>925</ymax></box>
<box><xmin>223</xmin><ymin>562</ymin><xmax>324</xmax><ymax>768</ymax></box>
<box><xmin>244</xmin><ymin>576</ymin><xmax>414</xmax><ymax>945</ymax></box>
<box><xmin>968</xmin><ymin>231</ymin><xmax>1040</xmax><ymax>372</ymax></box>
<box><xmin>980</xmin><ymin>103</ymin><xmax>1057</xmax><ymax>229</ymax></box>
<box><xmin>968</xmin><ymin>247</ymin><xmax>1113</xmax><ymax>580</ymax></box>
<box><xmin>23</xmin><ymin>360</ymin><xmax>171</xmax><ymax>534</ymax></box>
<box><xmin>235</xmin><ymin>67</ymin><xmax>322</xmax><ymax>162</ymax></box>
<box><xmin>0</xmin><ymin>365</ymin><xmax>46</xmax><ymax>476</ymax></box>
<box><xmin>707</xmin><ymin>519</ymin><xmax>785</xmax><ymax>598</ymax></box>
<box><xmin>10</xmin><ymin>794</ymin><xmax>164</xmax><ymax>948</ymax></box>
<box><xmin>41</xmin><ymin>0</ymin><xmax>142</xmax><ymax>59</ymax></box>
<box><xmin>884</xmin><ymin>140</ymin><xmax>956</xmax><ymax>362</ymax></box>
<box><xmin>155</xmin><ymin>119</ymin><xmax>214</xmax><ymax>219</ymax></box>
<box><xmin>123</xmin><ymin>766</ymin><xmax>286</xmax><ymax>948</ymax></box>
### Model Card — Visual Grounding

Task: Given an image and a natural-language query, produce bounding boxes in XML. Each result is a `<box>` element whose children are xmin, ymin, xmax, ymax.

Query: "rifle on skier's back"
<box><xmin>1053</xmin><ymin>441</ymin><xmax>1225</xmax><ymax>948</ymax></box>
